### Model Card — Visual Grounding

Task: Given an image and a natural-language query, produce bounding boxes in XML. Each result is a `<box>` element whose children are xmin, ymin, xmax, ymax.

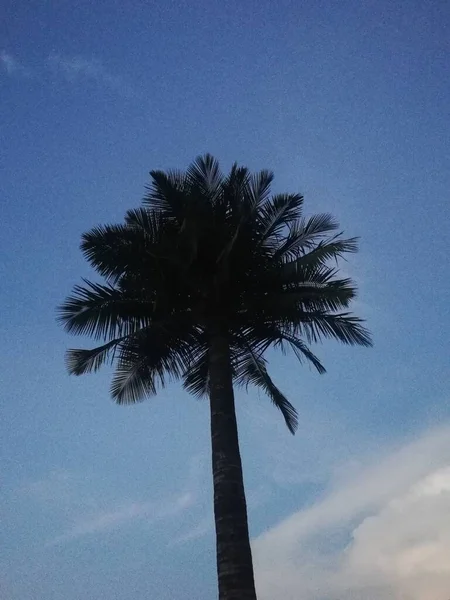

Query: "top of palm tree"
<box><xmin>58</xmin><ymin>154</ymin><xmax>372</xmax><ymax>434</ymax></box>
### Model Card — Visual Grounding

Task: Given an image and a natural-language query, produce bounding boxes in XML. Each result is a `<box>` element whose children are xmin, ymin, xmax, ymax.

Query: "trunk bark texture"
<box><xmin>208</xmin><ymin>330</ymin><xmax>257</xmax><ymax>600</ymax></box>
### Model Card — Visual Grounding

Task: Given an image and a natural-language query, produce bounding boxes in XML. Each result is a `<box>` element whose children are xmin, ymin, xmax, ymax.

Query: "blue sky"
<box><xmin>1</xmin><ymin>1</ymin><xmax>449</xmax><ymax>598</ymax></box>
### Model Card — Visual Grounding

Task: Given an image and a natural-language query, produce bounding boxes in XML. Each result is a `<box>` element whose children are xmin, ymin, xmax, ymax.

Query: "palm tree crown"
<box><xmin>58</xmin><ymin>154</ymin><xmax>371</xmax><ymax>434</ymax></box>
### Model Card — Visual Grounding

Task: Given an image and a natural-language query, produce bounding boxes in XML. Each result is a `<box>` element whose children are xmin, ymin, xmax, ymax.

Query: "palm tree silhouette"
<box><xmin>58</xmin><ymin>154</ymin><xmax>371</xmax><ymax>599</ymax></box>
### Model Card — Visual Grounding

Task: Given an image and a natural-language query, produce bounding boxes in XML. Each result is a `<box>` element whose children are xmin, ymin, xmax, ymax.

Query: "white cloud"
<box><xmin>171</xmin><ymin>514</ymin><xmax>213</xmax><ymax>545</ymax></box>
<box><xmin>0</xmin><ymin>52</ymin><xmax>32</xmax><ymax>77</ymax></box>
<box><xmin>1</xmin><ymin>52</ymin><xmax>19</xmax><ymax>73</ymax></box>
<box><xmin>252</xmin><ymin>423</ymin><xmax>450</xmax><ymax>600</ymax></box>
<box><xmin>49</xmin><ymin>491</ymin><xmax>194</xmax><ymax>545</ymax></box>
<box><xmin>47</xmin><ymin>54</ymin><xmax>136</xmax><ymax>97</ymax></box>
<box><xmin>1</xmin><ymin>51</ymin><xmax>135</xmax><ymax>97</ymax></box>
<box><xmin>24</xmin><ymin>456</ymin><xmax>203</xmax><ymax>546</ymax></box>
<box><xmin>340</xmin><ymin>467</ymin><xmax>450</xmax><ymax>600</ymax></box>
<box><xmin>22</xmin><ymin>469</ymin><xmax>97</xmax><ymax>510</ymax></box>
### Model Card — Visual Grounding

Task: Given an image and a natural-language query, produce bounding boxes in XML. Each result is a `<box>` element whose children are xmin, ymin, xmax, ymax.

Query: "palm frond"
<box><xmin>269</xmin><ymin>278</ymin><xmax>357</xmax><ymax>313</ymax></box>
<box><xmin>236</xmin><ymin>324</ymin><xmax>325</xmax><ymax>374</ymax></box>
<box><xmin>287</xmin><ymin>311</ymin><xmax>373</xmax><ymax>347</ymax></box>
<box><xmin>302</xmin><ymin>213</ymin><xmax>340</xmax><ymax>240</ymax></box>
<box><xmin>185</xmin><ymin>154</ymin><xmax>223</xmax><ymax>202</ymax></box>
<box><xmin>281</xmin><ymin>261</ymin><xmax>337</xmax><ymax>284</ymax></box>
<box><xmin>125</xmin><ymin>207</ymin><xmax>168</xmax><ymax>240</ymax></box>
<box><xmin>144</xmin><ymin>169</ymin><xmax>187</xmax><ymax>219</ymax></box>
<box><xmin>182</xmin><ymin>348</ymin><xmax>210</xmax><ymax>397</ymax></box>
<box><xmin>221</xmin><ymin>163</ymin><xmax>251</xmax><ymax>220</ymax></box>
<box><xmin>65</xmin><ymin>337</ymin><xmax>125</xmax><ymax>375</ymax></box>
<box><xmin>110</xmin><ymin>326</ymin><xmax>197</xmax><ymax>404</ymax></box>
<box><xmin>110</xmin><ymin>352</ymin><xmax>157</xmax><ymax>403</ymax></box>
<box><xmin>276</xmin><ymin>234</ymin><xmax>358</xmax><ymax>264</ymax></box>
<box><xmin>272</xmin><ymin>332</ymin><xmax>326</xmax><ymax>374</ymax></box>
<box><xmin>214</xmin><ymin>166</ymin><xmax>255</xmax><ymax>266</ymax></box>
<box><xmin>236</xmin><ymin>346</ymin><xmax>298</xmax><ymax>434</ymax></box>
<box><xmin>81</xmin><ymin>224</ymin><xmax>140</xmax><ymax>282</ymax></box>
<box><xmin>257</xmin><ymin>193</ymin><xmax>304</xmax><ymax>243</ymax></box>
<box><xmin>247</xmin><ymin>170</ymin><xmax>274</xmax><ymax>211</ymax></box>
<box><xmin>57</xmin><ymin>279</ymin><xmax>151</xmax><ymax>340</ymax></box>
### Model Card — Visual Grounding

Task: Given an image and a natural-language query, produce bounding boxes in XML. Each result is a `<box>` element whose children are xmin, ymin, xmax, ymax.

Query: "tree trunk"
<box><xmin>208</xmin><ymin>330</ymin><xmax>257</xmax><ymax>600</ymax></box>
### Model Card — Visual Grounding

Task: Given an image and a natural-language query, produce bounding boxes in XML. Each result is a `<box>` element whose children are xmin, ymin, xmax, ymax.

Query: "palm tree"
<box><xmin>58</xmin><ymin>154</ymin><xmax>371</xmax><ymax>600</ymax></box>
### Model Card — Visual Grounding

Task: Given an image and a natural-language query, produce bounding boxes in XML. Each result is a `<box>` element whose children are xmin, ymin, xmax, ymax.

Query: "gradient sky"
<box><xmin>1</xmin><ymin>1</ymin><xmax>450</xmax><ymax>599</ymax></box>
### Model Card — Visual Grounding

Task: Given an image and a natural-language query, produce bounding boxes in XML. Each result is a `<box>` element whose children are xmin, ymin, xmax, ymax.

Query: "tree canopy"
<box><xmin>58</xmin><ymin>154</ymin><xmax>371</xmax><ymax>434</ymax></box>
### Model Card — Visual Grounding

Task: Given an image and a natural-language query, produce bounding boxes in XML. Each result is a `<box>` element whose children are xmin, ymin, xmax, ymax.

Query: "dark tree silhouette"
<box><xmin>58</xmin><ymin>155</ymin><xmax>371</xmax><ymax>599</ymax></box>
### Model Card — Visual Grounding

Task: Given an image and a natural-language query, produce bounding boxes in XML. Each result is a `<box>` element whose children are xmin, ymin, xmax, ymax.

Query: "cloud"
<box><xmin>171</xmin><ymin>514</ymin><xmax>213</xmax><ymax>545</ymax></box>
<box><xmin>0</xmin><ymin>52</ymin><xmax>32</xmax><ymax>77</ymax></box>
<box><xmin>252</xmin><ymin>423</ymin><xmax>450</xmax><ymax>600</ymax></box>
<box><xmin>340</xmin><ymin>468</ymin><xmax>450</xmax><ymax>599</ymax></box>
<box><xmin>1</xmin><ymin>51</ymin><xmax>135</xmax><ymax>97</ymax></box>
<box><xmin>22</xmin><ymin>469</ymin><xmax>97</xmax><ymax>510</ymax></box>
<box><xmin>24</xmin><ymin>456</ymin><xmax>203</xmax><ymax>546</ymax></box>
<box><xmin>49</xmin><ymin>491</ymin><xmax>194</xmax><ymax>545</ymax></box>
<box><xmin>1</xmin><ymin>52</ymin><xmax>19</xmax><ymax>73</ymax></box>
<box><xmin>47</xmin><ymin>54</ymin><xmax>136</xmax><ymax>97</ymax></box>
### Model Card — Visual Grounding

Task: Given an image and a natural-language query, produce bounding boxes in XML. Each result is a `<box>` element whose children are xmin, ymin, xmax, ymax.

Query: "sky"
<box><xmin>1</xmin><ymin>0</ymin><xmax>450</xmax><ymax>598</ymax></box>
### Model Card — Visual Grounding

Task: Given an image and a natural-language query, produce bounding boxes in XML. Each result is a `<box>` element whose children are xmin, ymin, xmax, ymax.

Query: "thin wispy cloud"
<box><xmin>47</xmin><ymin>54</ymin><xmax>136</xmax><ymax>97</ymax></box>
<box><xmin>23</xmin><ymin>469</ymin><xmax>97</xmax><ymax>510</ymax></box>
<box><xmin>252</xmin><ymin>422</ymin><xmax>450</xmax><ymax>600</ymax></box>
<box><xmin>24</xmin><ymin>455</ymin><xmax>205</xmax><ymax>546</ymax></box>
<box><xmin>171</xmin><ymin>514</ymin><xmax>213</xmax><ymax>546</ymax></box>
<box><xmin>1</xmin><ymin>51</ymin><xmax>135</xmax><ymax>97</ymax></box>
<box><xmin>49</xmin><ymin>491</ymin><xmax>194</xmax><ymax>546</ymax></box>
<box><xmin>0</xmin><ymin>52</ymin><xmax>32</xmax><ymax>77</ymax></box>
